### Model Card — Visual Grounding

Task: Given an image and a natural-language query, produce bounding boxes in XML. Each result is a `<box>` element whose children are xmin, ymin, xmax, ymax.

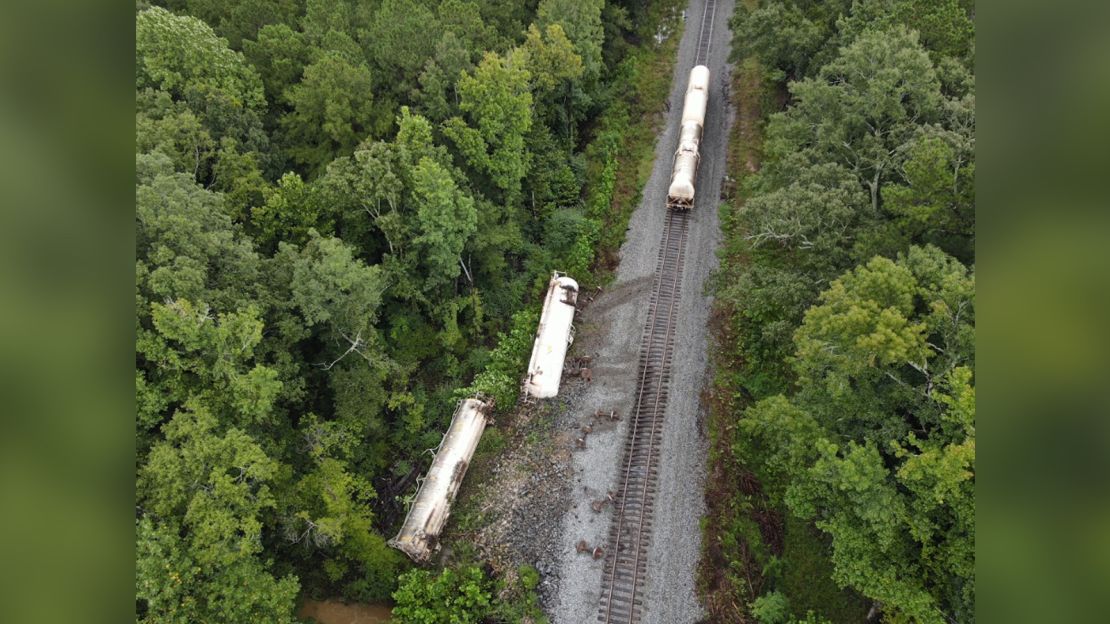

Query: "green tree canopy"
<box><xmin>537</xmin><ymin>0</ymin><xmax>604</xmax><ymax>86</ymax></box>
<box><xmin>835</xmin><ymin>0</ymin><xmax>975</xmax><ymax>64</ymax></box>
<box><xmin>767</xmin><ymin>27</ymin><xmax>944</xmax><ymax>212</ymax></box>
<box><xmin>443</xmin><ymin>51</ymin><xmax>533</xmax><ymax>203</ymax></box>
<box><xmin>883</xmin><ymin>133</ymin><xmax>975</xmax><ymax>260</ymax></box>
<box><xmin>281</xmin><ymin>51</ymin><xmax>378</xmax><ymax>173</ymax></box>
<box><xmin>136</xmin><ymin>90</ymin><xmax>217</xmax><ymax>180</ymax></box>
<box><xmin>138</xmin><ymin>300</ymin><xmax>281</xmax><ymax>431</ymax></box>
<box><xmin>280</xmin><ymin>232</ymin><xmax>387</xmax><ymax>349</ymax></box>
<box><xmin>729</xmin><ymin>0</ymin><xmax>834</xmax><ymax>81</ymax></box>
<box><xmin>137</xmin><ymin>407</ymin><xmax>299</xmax><ymax>623</ymax></box>
<box><xmin>414</xmin><ymin>32</ymin><xmax>475</xmax><ymax>123</ymax></box>
<box><xmin>741</xmin><ymin>246</ymin><xmax>975</xmax><ymax>623</ymax></box>
<box><xmin>242</xmin><ymin>23</ymin><xmax>310</xmax><ymax>108</ymax></box>
<box><xmin>282</xmin><ymin>422</ymin><xmax>403</xmax><ymax>601</ymax></box>
<box><xmin>743</xmin><ymin>162</ymin><xmax>875</xmax><ymax>273</ymax></box>
<box><xmin>137</xmin><ymin>6</ymin><xmax>271</xmax><ymax>181</ymax></box>
<box><xmin>170</xmin><ymin>0</ymin><xmax>302</xmax><ymax>49</ymax></box>
<box><xmin>521</xmin><ymin>23</ymin><xmax>585</xmax><ymax>135</ymax></box>
<box><xmin>364</xmin><ymin>0</ymin><xmax>441</xmax><ymax>98</ymax></box>
<box><xmin>251</xmin><ymin>171</ymin><xmax>333</xmax><ymax>251</ymax></box>
<box><xmin>318</xmin><ymin>138</ymin><xmax>403</xmax><ymax>258</ymax></box>
<box><xmin>411</xmin><ymin>157</ymin><xmax>478</xmax><ymax>291</ymax></box>
<box><xmin>137</xmin><ymin>7</ymin><xmax>266</xmax><ymax>113</ymax></box>
<box><xmin>730</xmin><ymin>0</ymin><xmax>973</xmax><ymax>82</ymax></box>
<box><xmin>135</xmin><ymin>160</ymin><xmax>261</xmax><ymax>315</ymax></box>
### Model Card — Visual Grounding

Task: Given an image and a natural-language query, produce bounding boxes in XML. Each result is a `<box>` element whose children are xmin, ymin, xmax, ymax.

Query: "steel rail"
<box><xmin>625</xmin><ymin>212</ymin><xmax>688</xmax><ymax>618</ymax></box>
<box><xmin>598</xmin><ymin>210</ymin><xmax>688</xmax><ymax>624</ymax></box>
<box><xmin>596</xmin><ymin>0</ymin><xmax>716</xmax><ymax>621</ymax></box>
<box><xmin>695</xmin><ymin>0</ymin><xmax>717</xmax><ymax>67</ymax></box>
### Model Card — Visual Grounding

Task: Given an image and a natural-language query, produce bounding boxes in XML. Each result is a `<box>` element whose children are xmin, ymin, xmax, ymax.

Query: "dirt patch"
<box><xmin>441</xmin><ymin>381</ymin><xmax>585</xmax><ymax>599</ymax></box>
<box><xmin>578</xmin><ymin>274</ymin><xmax>655</xmax><ymax>317</ymax></box>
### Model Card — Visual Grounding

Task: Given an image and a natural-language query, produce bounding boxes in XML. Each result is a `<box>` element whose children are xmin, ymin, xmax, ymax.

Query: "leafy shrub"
<box><xmin>392</xmin><ymin>566</ymin><xmax>492</xmax><ymax>624</ymax></box>
<box><xmin>458</xmin><ymin>308</ymin><xmax>539</xmax><ymax>411</ymax></box>
<box><xmin>565</xmin><ymin>217</ymin><xmax>601</xmax><ymax>281</ymax></box>
<box><xmin>751</xmin><ymin>591</ymin><xmax>791</xmax><ymax>624</ymax></box>
<box><xmin>488</xmin><ymin>565</ymin><xmax>548</xmax><ymax>624</ymax></box>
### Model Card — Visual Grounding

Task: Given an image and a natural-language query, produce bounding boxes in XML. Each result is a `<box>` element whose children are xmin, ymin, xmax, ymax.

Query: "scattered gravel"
<box><xmin>453</xmin><ymin>1</ymin><xmax>735</xmax><ymax>621</ymax></box>
<box><xmin>552</xmin><ymin>1</ymin><xmax>736</xmax><ymax>622</ymax></box>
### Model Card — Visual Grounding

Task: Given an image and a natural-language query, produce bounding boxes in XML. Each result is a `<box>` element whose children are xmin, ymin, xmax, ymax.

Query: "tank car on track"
<box><xmin>666</xmin><ymin>65</ymin><xmax>710</xmax><ymax>210</ymax></box>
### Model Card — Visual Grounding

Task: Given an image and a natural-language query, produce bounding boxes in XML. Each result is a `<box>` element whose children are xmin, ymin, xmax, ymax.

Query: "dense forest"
<box><xmin>135</xmin><ymin>0</ymin><xmax>976</xmax><ymax>621</ymax></box>
<box><xmin>707</xmin><ymin>1</ymin><xmax>974</xmax><ymax>623</ymax></box>
<box><xmin>134</xmin><ymin>0</ymin><xmax>682</xmax><ymax>621</ymax></box>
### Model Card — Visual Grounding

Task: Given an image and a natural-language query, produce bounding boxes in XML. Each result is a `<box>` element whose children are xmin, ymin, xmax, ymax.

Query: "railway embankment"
<box><xmin>696</xmin><ymin>6</ymin><xmax>769</xmax><ymax>618</ymax></box>
<box><xmin>440</xmin><ymin>1</ymin><xmax>735</xmax><ymax>622</ymax></box>
<box><xmin>550</xmin><ymin>0</ymin><xmax>735</xmax><ymax>622</ymax></box>
<box><xmin>437</xmin><ymin>0</ymin><xmax>694</xmax><ymax>610</ymax></box>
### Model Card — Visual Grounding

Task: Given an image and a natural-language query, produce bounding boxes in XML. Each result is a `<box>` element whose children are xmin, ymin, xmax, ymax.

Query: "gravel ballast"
<box><xmin>550</xmin><ymin>1</ymin><xmax>736</xmax><ymax>622</ymax></box>
<box><xmin>445</xmin><ymin>1</ymin><xmax>735</xmax><ymax>619</ymax></box>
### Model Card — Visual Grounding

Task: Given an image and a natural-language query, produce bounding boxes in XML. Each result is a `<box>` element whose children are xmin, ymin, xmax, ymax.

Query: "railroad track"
<box><xmin>596</xmin><ymin>0</ymin><xmax>716</xmax><ymax>621</ymax></box>
<box><xmin>597</xmin><ymin>210</ymin><xmax>690</xmax><ymax>624</ymax></box>
<box><xmin>694</xmin><ymin>0</ymin><xmax>717</xmax><ymax>67</ymax></box>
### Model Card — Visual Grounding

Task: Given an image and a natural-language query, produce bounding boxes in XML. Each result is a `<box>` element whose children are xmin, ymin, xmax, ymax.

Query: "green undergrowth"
<box><xmin>780</xmin><ymin>516</ymin><xmax>868</xmax><ymax>622</ymax></box>
<box><xmin>582</xmin><ymin>0</ymin><xmax>685</xmax><ymax>284</ymax></box>
<box><xmin>392</xmin><ymin>563</ymin><xmax>547</xmax><ymax>624</ymax></box>
<box><xmin>700</xmin><ymin>9</ymin><xmax>870</xmax><ymax>622</ymax></box>
<box><xmin>707</xmin><ymin>342</ymin><xmax>869</xmax><ymax>623</ymax></box>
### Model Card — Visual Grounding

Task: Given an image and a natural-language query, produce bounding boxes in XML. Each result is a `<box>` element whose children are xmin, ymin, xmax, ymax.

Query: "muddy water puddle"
<box><xmin>298</xmin><ymin>599</ymin><xmax>392</xmax><ymax>623</ymax></box>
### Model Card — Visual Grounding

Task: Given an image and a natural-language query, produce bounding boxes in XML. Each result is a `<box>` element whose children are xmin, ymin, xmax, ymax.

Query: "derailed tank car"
<box><xmin>524</xmin><ymin>272</ymin><xmax>579</xmax><ymax>399</ymax></box>
<box><xmin>667</xmin><ymin>65</ymin><xmax>710</xmax><ymax>210</ymax></box>
<box><xmin>389</xmin><ymin>397</ymin><xmax>491</xmax><ymax>562</ymax></box>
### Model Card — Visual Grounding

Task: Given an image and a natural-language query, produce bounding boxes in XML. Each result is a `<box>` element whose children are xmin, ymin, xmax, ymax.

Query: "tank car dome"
<box><xmin>669</xmin><ymin>178</ymin><xmax>695</xmax><ymax>201</ymax></box>
<box><xmin>689</xmin><ymin>65</ymin><xmax>710</xmax><ymax>91</ymax></box>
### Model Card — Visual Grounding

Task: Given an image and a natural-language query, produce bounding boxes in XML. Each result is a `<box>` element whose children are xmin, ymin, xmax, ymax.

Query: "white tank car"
<box><xmin>667</xmin><ymin>65</ymin><xmax>710</xmax><ymax>210</ymax></box>
<box><xmin>524</xmin><ymin>272</ymin><xmax>579</xmax><ymax>398</ymax></box>
<box><xmin>389</xmin><ymin>397</ymin><xmax>491</xmax><ymax>562</ymax></box>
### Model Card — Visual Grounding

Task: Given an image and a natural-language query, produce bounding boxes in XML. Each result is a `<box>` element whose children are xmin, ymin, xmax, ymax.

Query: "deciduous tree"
<box><xmin>280</xmin><ymin>232</ymin><xmax>387</xmax><ymax>367</ymax></box>
<box><xmin>137</xmin><ymin>407</ymin><xmax>299</xmax><ymax>623</ymax></box>
<box><xmin>281</xmin><ymin>51</ymin><xmax>378</xmax><ymax>173</ymax></box>
<box><xmin>521</xmin><ymin>23</ymin><xmax>584</xmax><ymax>136</ymax></box>
<box><xmin>883</xmin><ymin>134</ymin><xmax>975</xmax><ymax>260</ymax></box>
<box><xmin>443</xmin><ymin>51</ymin><xmax>533</xmax><ymax>203</ymax></box>
<box><xmin>135</xmin><ymin>161</ymin><xmax>261</xmax><ymax>317</ymax></box>
<box><xmin>741</xmin><ymin>246</ymin><xmax>975</xmax><ymax>623</ymax></box>
<box><xmin>364</xmin><ymin>0</ymin><xmax>440</xmax><ymax>98</ymax></box>
<box><xmin>137</xmin><ymin>7</ymin><xmax>266</xmax><ymax>113</ymax></box>
<box><xmin>242</xmin><ymin>23</ymin><xmax>310</xmax><ymax>110</ymax></box>
<box><xmin>411</xmin><ymin>157</ymin><xmax>478</xmax><ymax>291</ymax></box>
<box><xmin>537</xmin><ymin>0</ymin><xmax>604</xmax><ymax>87</ymax></box>
<box><xmin>251</xmin><ymin>172</ymin><xmax>333</xmax><ymax>251</ymax></box>
<box><xmin>766</xmin><ymin>27</ymin><xmax>944</xmax><ymax>213</ymax></box>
